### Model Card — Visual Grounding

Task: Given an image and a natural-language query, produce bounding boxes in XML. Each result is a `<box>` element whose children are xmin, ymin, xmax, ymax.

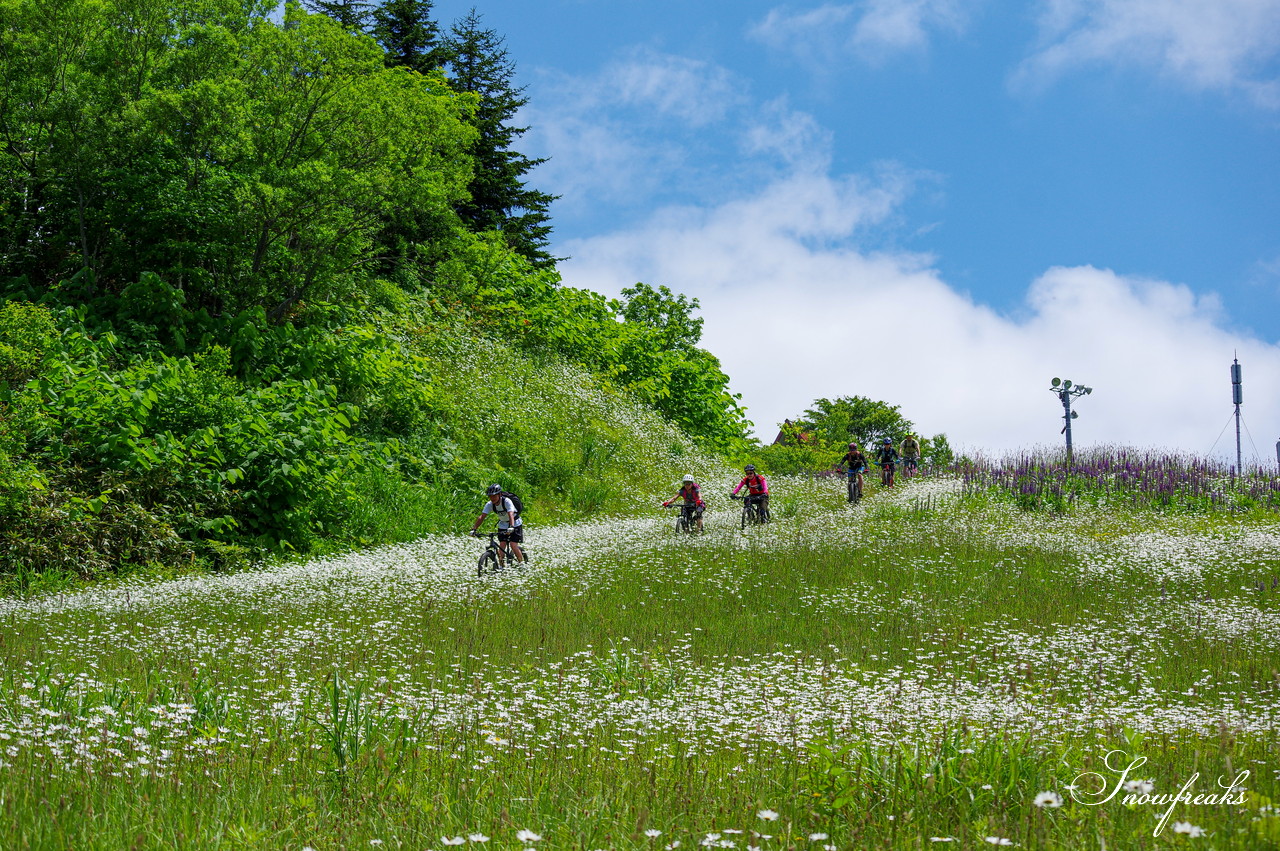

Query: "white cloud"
<box><xmin>750</xmin><ymin>0</ymin><xmax>973</xmax><ymax>66</ymax></box>
<box><xmin>741</xmin><ymin>98</ymin><xmax>835</xmax><ymax>170</ymax></box>
<box><xmin>605</xmin><ymin>50</ymin><xmax>744</xmax><ymax>125</ymax></box>
<box><xmin>560</xmin><ymin>166</ymin><xmax>1280</xmax><ymax>461</ymax></box>
<box><xmin>1015</xmin><ymin>0</ymin><xmax>1280</xmax><ymax>107</ymax></box>
<box><xmin>521</xmin><ymin>49</ymin><xmax>752</xmax><ymax>216</ymax></box>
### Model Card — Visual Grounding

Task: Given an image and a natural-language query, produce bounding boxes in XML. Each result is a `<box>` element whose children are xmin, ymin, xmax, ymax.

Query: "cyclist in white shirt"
<box><xmin>470</xmin><ymin>484</ymin><xmax>526</xmax><ymax>565</ymax></box>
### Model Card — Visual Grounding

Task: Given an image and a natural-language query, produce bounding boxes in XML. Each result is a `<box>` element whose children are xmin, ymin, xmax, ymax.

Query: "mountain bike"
<box><xmin>880</xmin><ymin>461</ymin><xmax>896</xmax><ymax>488</ymax></box>
<box><xmin>475</xmin><ymin>531</ymin><xmax>526</xmax><ymax>576</ymax></box>
<box><xmin>839</xmin><ymin>467</ymin><xmax>864</xmax><ymax>503</ymax></box>
<box><xmin>669</xmin><ymin>502</ymin><xmax>700</xmax><ymax>533</ymax></box>
<box><xmin>731</xmin><ymin>492</ymin><xmax>770</xmax><ymax>530</ymax></box>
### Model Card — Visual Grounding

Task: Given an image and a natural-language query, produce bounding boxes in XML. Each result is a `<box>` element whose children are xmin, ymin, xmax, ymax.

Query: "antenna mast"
<box><xmin>1231</xmin><ymin>355</ymin><xmax>1243</xmax><ymax>474</ymax></box>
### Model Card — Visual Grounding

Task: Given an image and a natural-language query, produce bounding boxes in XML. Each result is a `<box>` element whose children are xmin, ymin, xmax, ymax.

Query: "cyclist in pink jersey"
<box><xmin>731</xmin><ymin>464</ymin><xmax>769</xmax><ymax>520</ymax></box>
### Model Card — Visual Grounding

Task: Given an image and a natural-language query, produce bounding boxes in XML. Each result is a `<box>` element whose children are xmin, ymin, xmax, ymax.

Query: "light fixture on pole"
<box><xmin>1050</xmin><ymin>377</ymin><xmax>1092</xmax><ymax>466</ymax></box>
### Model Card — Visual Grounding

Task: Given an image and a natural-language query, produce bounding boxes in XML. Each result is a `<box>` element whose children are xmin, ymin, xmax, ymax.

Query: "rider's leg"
<box><xmin>695</xmin><ymin>506</ymin><xmax>704</xmax><ymax>532</ymax></box>
<box><xmin>508</xmin><ymin>525</ymin><xmax>526</xmax><ymax>563</ymax></box>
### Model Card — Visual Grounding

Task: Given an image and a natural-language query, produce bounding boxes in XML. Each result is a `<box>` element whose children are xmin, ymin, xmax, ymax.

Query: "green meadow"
<box><xmin>2</xmin><ymin>474</ymin><xmax>1277</xmax><ymax>850</ymax></box>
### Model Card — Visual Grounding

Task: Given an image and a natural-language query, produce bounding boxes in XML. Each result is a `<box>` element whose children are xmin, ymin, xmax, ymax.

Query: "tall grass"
<box><xmin>1</xmin><ymin>474</ymin><xmax>1277</xmax><ymax>848</ymax></box>
<box><xmin>953</xmin><ymin>445</ymin><xmax>1280</xmax><ymax>513</ymax></box>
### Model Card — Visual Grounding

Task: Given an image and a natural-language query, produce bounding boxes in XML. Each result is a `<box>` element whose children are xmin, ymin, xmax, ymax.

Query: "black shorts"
<box><xmin>498</xmin><ymin>526</ymin><xmax>524</xmax><ymax>544</ymax></box>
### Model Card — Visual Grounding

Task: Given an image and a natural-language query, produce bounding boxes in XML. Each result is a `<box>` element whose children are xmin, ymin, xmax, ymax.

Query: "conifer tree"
<box><xmin>302</xmin><ymin>0</ymin><xmax>374</xmax><ymax>31</ymax></box>
<box><xmin>444</xmin><ymin>9</ymin><xmax>557</xmax><ymax>266</ymax></box>
<box><xmin>372</xmin><ymin>0</ymin><xmax>447</xmax><ymax>73</ymax></box>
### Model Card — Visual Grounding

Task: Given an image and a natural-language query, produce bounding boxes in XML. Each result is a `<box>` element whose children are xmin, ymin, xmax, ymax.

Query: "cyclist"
<box><xmin>731</xmin><ymin>464</ymin><xmax>770</xmax><ymax>522</ymax></box>
<box><xmin>837</xmin><ymin>442</ymin><xmax>868</xmax><ymax>502</ymax></box>
<box><xmin>470</xmin><ymin>484</ymin><xmax>526</xmax><ymax>566</ymax></box>
<box><xmin>662</xmin><ymin>474</ymin><xmax>705</xmax><ymax>532</ymax></box>
<box><xmin>875</xmin><ymin>438</ymin><xmax>900</xmax><ymax>487</ymax></box>
<box><xmin>900</xmin><ymin>433</ymin><xmax>921</xmax><ymax>478</ymax></box>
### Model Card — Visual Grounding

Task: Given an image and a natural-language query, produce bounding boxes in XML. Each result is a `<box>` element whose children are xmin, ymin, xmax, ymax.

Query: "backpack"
<box><xmin>499</xmin><ymin>491</ymin><xmax>523</xmax><ymax>519</ymax></box>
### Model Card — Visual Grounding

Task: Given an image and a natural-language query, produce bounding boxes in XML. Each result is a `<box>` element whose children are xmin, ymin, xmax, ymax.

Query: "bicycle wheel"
<box><xmin>847</xmin><ymin>479</ymin><xmax>857</xmax><ymax>503</ymax></box>
<box><xmin>477</xmin><ymin>550</ymin><xmax>498</xmax><ymax>576</ymax></box>
<box><xmin>740</xmin><ymin>505</ymin><xmax>750</xmax><ymax>531</ymax></box>
<box><xmin>674</xmin><ymin>513</ymin><xmax>687</xmax><ymax>533</ymax></box>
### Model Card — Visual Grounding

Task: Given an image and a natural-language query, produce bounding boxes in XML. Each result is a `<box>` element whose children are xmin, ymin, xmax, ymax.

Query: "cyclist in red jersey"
<box><xmin>731</xmin><ymin>464</ymin><xmax>770</xmax><ymax>520</ymax></box>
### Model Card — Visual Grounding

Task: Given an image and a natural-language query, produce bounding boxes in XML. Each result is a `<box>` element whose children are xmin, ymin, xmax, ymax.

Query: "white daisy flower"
<box><xmin>1034</xmin><ymin>791</ymin><xmax>1063</xmax><ymax>808</ymax></box>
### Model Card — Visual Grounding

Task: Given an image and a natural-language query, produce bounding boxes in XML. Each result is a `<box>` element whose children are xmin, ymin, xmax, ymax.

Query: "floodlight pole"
<box><xmin>1231</xmin><ymin>355</ymin><xmax>1243</xmax><ymax>474</ymax></box>
<box><xmin>1049</xmin><ymin>378</ymin><xmax>1092</xmax><ymax>467</ymax></box>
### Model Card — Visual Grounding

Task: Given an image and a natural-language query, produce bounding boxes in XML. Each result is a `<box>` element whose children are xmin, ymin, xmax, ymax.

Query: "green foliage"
<box><xmin>0</xmin><ymin>287</ymin><xmax>721</xmax><ymax>576</ymax></box>
<box><xmin>373</xmin><ymin>0</ymin><xmax>447</xmax><ymax>73</ymax></box>
<box><xmin>0</xmin><ymin>0</ymin><xmax>752</xmax><ymax>579</ymax></box>
<box><xmin>443</xmin><ymin>9</ymin><xmax>556</xmax><ymax>266</ymax></box>
<box><xmin>0</xmin><ymin>0</ymin><xmax>476</xmax><ymax>318</ymax></box>
<box><xmin>757</xmin><ymin>397</ymin><xmax>952</xmax><ymax>473</ymax></box>
<box><xmin>800</xmin><ymin>395</ymin><xmax>914</xmax><ymax>449</ymax></box>
<box><xmin>0</xmin><ymin>301</ymin><xmax>56</xmax><ymax>385</ymax></box>
<box><xmin>302</xmin><ymin>0</ymin><xmax>374</xmax><ymax>31</ymax></box>
<box><xmin>444</xmin><ymin>248</ymin><xmax>751</xmax><ymax>453</ymax></box>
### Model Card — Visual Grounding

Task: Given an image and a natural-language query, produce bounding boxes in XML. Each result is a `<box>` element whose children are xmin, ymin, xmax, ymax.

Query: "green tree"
<box><xmin>443</xmin><ymin>9</ymin><xmax>556</xmax><ymax>266</ymax></box>
<box><xmin>923</xmin><ymin>432</ymin><xmax>954</xmax><ymax>466</ymax></box>
<box><xmin>0</xmin><ymin>0</ymin><xmax>476</xmax><ymax>319</ymax></box>
<box><xmin>610</xmin><ymin>283</ymin><xmax>748</xmax><ymax>452</ymax></box>
<box><xmin>302</xmin><ymin>0</ymin><xmax>374</xmax><ymax>30</ymax></box>
<box><xmin>372</xmin><ymin>0</ymin><xmax>446</xmax><ymax>73</ymax></box>
<box><xmin>799</xmin><ymin>396</ymin><xmax>915</xmax><ymax>450</ymax></box>
<box><xmin>617</xmin><ymin>283</ymin><xmax>703</xmax><ymax>350</ymax></box>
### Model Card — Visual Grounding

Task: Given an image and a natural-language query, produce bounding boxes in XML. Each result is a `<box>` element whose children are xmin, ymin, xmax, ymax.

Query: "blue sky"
<box><xmin>429</xmin><ymin>0</ymin><xmax>1280</xmax><ymax>459</ymax></box>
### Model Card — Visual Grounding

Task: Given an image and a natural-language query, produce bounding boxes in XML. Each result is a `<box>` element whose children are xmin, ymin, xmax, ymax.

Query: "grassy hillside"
<box><xmin>0</xmin><ymin>0</ymin><xmax>750</xmax><ymax>592</ymax></box>
<box><xmin>1</xmin><ymin>473</ymin><xmax>1277</xmax><ymax>849</ymax></box>
<box><xmin>0</xmin><ymin>291</ymin><xmax>727</xmax><ymax>593</ymax></box>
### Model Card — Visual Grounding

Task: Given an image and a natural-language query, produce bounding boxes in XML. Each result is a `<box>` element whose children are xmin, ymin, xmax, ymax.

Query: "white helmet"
<box><xmin>682</xmin><ymin>474</ymin><xmax>695</xmax><ymax>482</ymax></box>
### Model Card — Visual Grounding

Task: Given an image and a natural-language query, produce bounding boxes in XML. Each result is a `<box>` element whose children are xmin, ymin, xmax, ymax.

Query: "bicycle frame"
<box><xmin>476</xmin><ymin>531</ymin><xmax>520</xmax><ymax>575</ymax></box>
<box><xmin>733</xmin><ymin>492</ymin><xmax>769</xmax><ymax>529</ymax></box>
<box><xmin>846</xmin><ymin>469</ymin><xmax>864</xmax><ymax>503</ymax></box>
<box><xmin>670</xmin><ymin>502</ymin><xmax>699</xmax><ymax>533</ymax></box>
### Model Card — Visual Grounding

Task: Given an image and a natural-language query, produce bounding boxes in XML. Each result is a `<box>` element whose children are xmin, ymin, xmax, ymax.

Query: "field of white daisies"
<box><xmin>2</xmin><ymin>471</ymin><xmax>1279</xmax><ymax>850</ymax></box>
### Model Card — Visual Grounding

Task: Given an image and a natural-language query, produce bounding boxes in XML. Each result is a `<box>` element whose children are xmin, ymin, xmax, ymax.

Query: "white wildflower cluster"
<box><xmin>0</xmin><ymin>472</ymin><xmax>1276</xmax><ymax>790</ymax></box>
